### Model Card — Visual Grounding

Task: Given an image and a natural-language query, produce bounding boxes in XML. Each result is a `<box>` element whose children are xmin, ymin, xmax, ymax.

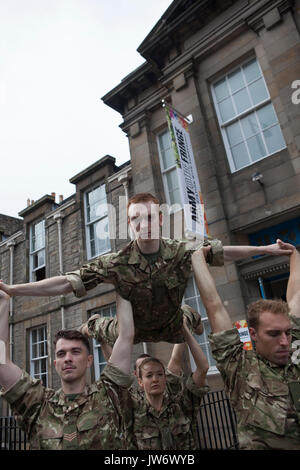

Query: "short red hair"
<box><xmin>127</xmin><ymin>193</ymin><xmax>160</xmax><ymax>214</ymax></box>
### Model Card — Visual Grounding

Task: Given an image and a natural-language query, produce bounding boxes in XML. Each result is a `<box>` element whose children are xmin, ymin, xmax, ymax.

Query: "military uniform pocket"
<box><xmin>77</xmin><ymin>412</ymin><xmax>99</xmax><ymax>432</ymax></box>
<box><xmin>244</xmin><ymin>378</ymin><xmax>289</xmax><ymax>435</ymax></box>
<box><xmin>135</xmin><ymin>426</ymin><xmax>160</xmax><ymax>450</ymax></box>
<box><xmin>39</xmin><ymin>427</ymin><xmax>64</xmax><ymax>450</ymax></box>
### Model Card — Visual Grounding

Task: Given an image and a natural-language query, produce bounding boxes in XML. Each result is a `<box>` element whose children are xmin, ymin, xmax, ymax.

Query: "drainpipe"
<box><xmin>6</xmin><ymin>241</ymin><xmax>15</xmax><ymax>360</ymax></box>
<box><xmin>118</xmin><ymin>173</ymin><xmax>148</xmax><ymax>355</ymax></box>
<box><xmin>54</xmin><ymin>213</ymin><xmax>65</xmax><ymax>329</ymax></box>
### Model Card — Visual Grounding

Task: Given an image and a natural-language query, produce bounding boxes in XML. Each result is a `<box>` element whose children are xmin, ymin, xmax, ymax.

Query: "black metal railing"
<box><xmin>194</xmin><ymin>389</ymin><xmax>239</xmax><ymax>450</ymax></box>
<box><xmin>1</xmin><ymin>390</ymin><xmax>238</xmax><ymax>450</ymax></box>
<box><xmin>0</xmin><ymin>416</ymin><xmax>27</xmax><ymax>450</ymax></box>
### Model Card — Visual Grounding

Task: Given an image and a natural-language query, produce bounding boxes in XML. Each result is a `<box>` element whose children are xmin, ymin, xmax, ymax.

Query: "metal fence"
<box><xmin>0</xmin><ymin>390</ymin><xmax>238</xmax><ymax>450</ymax></box>
<box><xmin>194</xmin><ymin>389</ymin><xmax>239</xmax><ymax>449</ymax></box>
<box><xmin>0</xmin><ymin>416</ymin><xmax>27</xmax><ymax>450</ymax></box>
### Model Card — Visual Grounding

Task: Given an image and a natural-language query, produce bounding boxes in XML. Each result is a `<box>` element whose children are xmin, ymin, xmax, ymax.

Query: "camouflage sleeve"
<box><xmin>179</xmin><ymin>374</ymin><xmax>209</xmax><ymax>414</ymax></box>
<box><xmin>209</xmin><ymin>328</ymin><xmax>246</xmax><ymax>404</ymax></box>
<box><xmin>0</xmin><ymin>370</ymin><xmax>46</xmax><ymax>435</ymax></box>
<box><xmin>186</xmin><ymin>238</ymin><xmax>224</xmax><ymax>266</ymax></box>
<box><xmin>65</xmin><ymin>253</ymin><xmax>119</xmax><ymax>298</ymax></box>
<box><xmin>166</xmin><ymin>369</ymin><xmax>184</xmax><ymax>396</ymax></box>
<box><xmin>100</xmin><ymin>363</ymin><xmax>136</xmax><ymax>450</ymax></box>
<box><xmin>290</xmin><ymin>315</ymin><xmax>300</xmax><ymax>341</ymax></box>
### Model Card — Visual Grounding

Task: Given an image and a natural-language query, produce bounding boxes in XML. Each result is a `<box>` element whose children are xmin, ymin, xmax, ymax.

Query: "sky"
<box><xmin>0</xmin><ymin>0</ymin><xmax>173</xmax><ymax>218</ymax></box>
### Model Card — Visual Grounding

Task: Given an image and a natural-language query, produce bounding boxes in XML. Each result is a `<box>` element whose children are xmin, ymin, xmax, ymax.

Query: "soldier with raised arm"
<box><xmin>191</xmin><ymin>240</ymin><xmax>300</xmax><ymax>450</ymax></box>
<box><xmin>0</xmin><ymin>293</ymin><xmax>136</xmax><ymax>450</ymax></box>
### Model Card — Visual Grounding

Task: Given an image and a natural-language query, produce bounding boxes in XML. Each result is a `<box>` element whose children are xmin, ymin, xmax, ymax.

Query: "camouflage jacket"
<box><xmin>209</xmin><ymin>315</ymin><xmax>300</xmax><ymax>450</ymax></box>
<box><xmin>66</xmin><ymin>238</ymin><xmax>223</xmax><ymax>343</ymax></box>
<box><xmin>0</xmin><ymin>364</ymin><xmax>135</xmax><ymax>450</ymax></box>
<box><xmin>132</xmin><ymin>375</ymin><xmax>209</xmax><ymax>450</ymax></box>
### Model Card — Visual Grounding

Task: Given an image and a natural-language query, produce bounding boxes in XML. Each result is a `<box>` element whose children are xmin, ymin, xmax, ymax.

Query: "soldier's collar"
<box><xmin>258</xmin><ymin>353</ymin><xmax>292</xmax><ymax>369</ymax></box>
<box><xmin>49</xmin><ymin>383</ymin><xmax>96</xmax><ymax>405</ymax></box>
<box><xmin>128</xmin><ymin>238</ymin><xmax>179</xmax><ymax>265</ymax></box>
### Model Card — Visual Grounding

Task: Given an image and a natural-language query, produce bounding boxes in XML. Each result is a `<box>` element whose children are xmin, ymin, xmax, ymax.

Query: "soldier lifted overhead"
<box><xmin>0</xmin><ymin>193</ymin><xmax>294</xmax><ymax>344</ymax></box>
<box><xmin>191</xmin><ymin>240</ymin><xmax>300</xmax><ymax>450</ymax></box>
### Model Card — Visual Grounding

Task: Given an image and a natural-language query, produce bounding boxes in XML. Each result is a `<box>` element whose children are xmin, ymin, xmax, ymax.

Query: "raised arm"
<box><xmin>286</xmin><ymin>246</ymin><xmax>300</xmax><ymax>318</ymax></box>
<box><xmin>0</xmin><ymin>276</ymin><xmax>73</xmax><ymax>297</ymax></box>
<box><xmin>167</xmin><ymin>342</ymin><xmax>185</xmax><ymax>377</ymax></box>
<box><xmin>223</xmin><ymin>239</ymin><xmax>294</xmax><ymax>262</ymax></box>
<box><xmin>0</xmin><ymin>291</ymin><xmax>22</xmax><ymax>390</ymax></box>
<box><xmin>108</xmin><ymin>293</ymin><xmax>134</xmax><ymax>374</ymax></box>
<box><xmin>192</xmin><ymin>248</ymin><xmax>232</xmax><ymax>333</ymax></box>
<box><xmin>182</xmin><ymin>320</ymin><xmax>209</xmax><ymax>388</ymax></box>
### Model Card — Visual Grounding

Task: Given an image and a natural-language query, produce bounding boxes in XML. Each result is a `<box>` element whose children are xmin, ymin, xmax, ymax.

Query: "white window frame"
<box><xmin>92</xmin><ymin>303</ymin><xmax>116</xmax><ymax>380</ymax></box>
<box><xmin>84</xmin><ymin>183</ymin><xmax>111</xmax><ymax>260</ymax></box>
<box><xmin>30</xmin><ymin>325</ymin><xmax>48</xmax><ymax>387</ymax></box>
<box><xmin>157</xmin><ymin>130</ymin><xmax>183</xmax><ymax>212</ymax></box>
<box><xmin>211</xmin><ymin>56</ymin><xmax>286</xmax><ymax>173</ymax></box>
<box><xmin>183</xmin><ymin>275</ymin><xmax>218</xmax><ymax>374</ymax></box>
<box><xmin>29</xmin><ymin>219</ymin><xmax>46</xmax><ymax>282</ymax></box>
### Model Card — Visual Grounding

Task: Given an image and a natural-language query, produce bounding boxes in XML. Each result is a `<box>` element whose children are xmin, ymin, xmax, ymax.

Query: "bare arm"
<box><xmin>182</xmin><ymin>321</ymin><xmax>209</xmax><ymax>388</ymax></box>
<box><xmin>286</xmin><ymin>247</ymin><xmax>300</xmax><ymax>318</ymax></box>
<box><xmin>0</xmin><ymin>276</ymin><xmax>73</xmax><ymax>297</ymax></box>
<box><xmin>167</xmin><ymin>343</ymin><xmax>185</xmax><ymax>377</ymax></box>
<box><xmin>224</xmin><ymin>239</ymin><xmax>294</xmax><ymax>262</ymax></box>
<box><xmin>0</xmin><ymin>292</ymin><xmax>22</xmax><ymax>390</ymax></box>
<box><xmin>192</xmin><ymin>248</ymin><xmax>232</xmax><ymax>333</ymax></box>
<box><xmin>109</xmin><ymin>293</ymin><xmax>134</xmax><ymax>374</ymax></box>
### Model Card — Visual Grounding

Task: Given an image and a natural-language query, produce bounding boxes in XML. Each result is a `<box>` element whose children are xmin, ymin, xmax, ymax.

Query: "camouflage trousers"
<box><xmin>86</xmin><ymin>305</ymin><xmax>203</xmax><ymax>347</ymax></box>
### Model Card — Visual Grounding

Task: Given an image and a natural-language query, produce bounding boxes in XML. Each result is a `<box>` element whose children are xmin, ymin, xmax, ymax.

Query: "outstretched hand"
<box><xmin>0</xmin><ymin>281</ymin><xmax>11</xmax><ymax>301</ymax></box>
<box><xmin>265</xmin><ymin>239</ymin><xmax>295</xmax><ymax>256</ymax></box>
<box><xmin>0</xmin><ymin>281</ymin><xmax>12</xmax><ymax>297</ymax></box>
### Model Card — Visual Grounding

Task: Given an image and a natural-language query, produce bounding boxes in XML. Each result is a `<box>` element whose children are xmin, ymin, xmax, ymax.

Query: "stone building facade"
<box><xmin>0</xmin><ymin>0</ymin><xmax>300</xmax><ymax>414</ymax></box>
<box><xmin>102</xmin><ymin>0</ymin><xmax>300</xmax><ymax>385</ymax></box>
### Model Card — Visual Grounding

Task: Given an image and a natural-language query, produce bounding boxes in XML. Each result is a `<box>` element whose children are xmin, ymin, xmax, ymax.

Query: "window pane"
<box><xmin>233</xmin><ymin>88</ymin><xmax>251</xmax><ymax>114</ymax></box>
<box><xmin>218</xmin><ymin>96</ymin><xmax>235</xmax><ymax>122</ymax></box>
<box><xmin>34</xmin><ymin>361</ymin><xmax>40</xmax><ymax>375</ymax></box>
<box><xmin>183</xmin><ymin>278</ymin><xmax>194</xmax><ymax>299</ymax></box>
<box><xmin>166</xmin><ymin>168</ymin><xmax>179</xmax><ymax>191</ymax></box>
<box><xmin>231</xmin><ymin>142</ymin><xmax>250</xmax><ymax>170</ymax></box>
<box><xmin>226</xmin><ymin>121</ymin><xmax>243</xmax><ymax>146</ymax></box>
<box><xmin>228</xmin><ymin>68</ymin><xmax>244</xmax><ymax>93</ymax></box>
<box><xmin>159</xmin><ymin>131</ymin><xmax>171</xmax><ymax>152</ymax></box>
<box><xmin>243</xmin><ymin>59</ymin><xmax>261</xmax><ymax>84</ymax></box>
<box><xmin>32</xmin><ymin>329</ymin><xmax>37</xmax><ymax>343</ymax></box>
<box><xmin>240</xmin><ymin>113</ymin><xmax>260</xmax><ymax>139</ymax></box>
<box><xmin>161</xmin><ymin>146</ymin><xmax>175</xmax><ymax>170</ymax></box>
<box><xmin>94</xmin><ymin>218</ymin><xmax>111</xmax><ymax>255</ymax></box>
<box><xmin>257</xmin><ymin>103</ymin><xmax>277</xmax><ymax>129</ymax></box>
<box><xmin>32</xmin><ymin>344</ymin><xmax>37</xmax><ymax>358</ymax></box>
<box><xmin>41</xmin><ymin>358</ymin><xmax>47</xmax><ymax>374</ymax></box>
<box><xmin>169</xmin><ymin>188</ymin><xmax>182</xmax><ymax>206</ymax></box>
<box><xmin>94</xmin><ymin>201</ymin><xmax>108</xmax><ymax>220</ymax></box>
<box><xmin>214</xmin><ymin>78</ymin><xmax>229</xmax><ymax>102</ymax></box>
<box><xmin>263</xmin><ymin>124</ymin><xmax>286</xmax><ymax>154</ymax></box>
<box><xmin>38</xmin><ymin>250</ymin><xmax>45</xmax><ymax>267</ymax></box>
<box><xmin>247</xmin><ymin>134</ymin><xmax>267</xmax><ymax>161</ymax></box>
<box><xmin>248</xmin><ymin>78</ymin><xmax>268</xmax><ymax>105</ymax></box>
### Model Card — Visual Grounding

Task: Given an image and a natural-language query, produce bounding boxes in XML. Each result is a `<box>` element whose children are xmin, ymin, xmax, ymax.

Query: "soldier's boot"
<box><xmin>181</xmin><ymin>304</ymin><xmax>203</xmax><ymax>335</ymax></box>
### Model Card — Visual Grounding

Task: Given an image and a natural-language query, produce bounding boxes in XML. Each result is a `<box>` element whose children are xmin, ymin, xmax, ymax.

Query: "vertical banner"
<box><xmin>235</xmin><ymin>320</ymin><xmax>253</xmax><ymax>350</ymax></box>
<box><xmin>165</xmin><ymin>105</ymin><xmax>209</xmax><ymax>240</ymax></box>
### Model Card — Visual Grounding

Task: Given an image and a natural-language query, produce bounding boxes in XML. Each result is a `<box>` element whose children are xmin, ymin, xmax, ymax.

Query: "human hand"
<box><xmin>265</xmin><ymin>239</ymin><xmax>295</xmax><ymax>256</ymax></box>
<box><xmin>0</xmin><ymin>281</ymin><xmax>12</xmax><ymax>299</ymax></box>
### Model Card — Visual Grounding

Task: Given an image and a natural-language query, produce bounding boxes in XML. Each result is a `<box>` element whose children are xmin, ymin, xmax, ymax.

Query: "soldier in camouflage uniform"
<box><xmin>0</xmin><ymin>193</ymin><xmax>292</xmax><ymax>343</ymax></box>
<box><xmin>131</xmin><ymin>317</ymin><xmax>209</xmax><ymax>450</ymax></box>
<box><xmin>192</xmin><ymin>240</ymin><xmax>300</xmax><ymax>450</ymax></box>
<box><xmin>0</xmin><ymin>293</ymin><xmax>136</xmax><ymax>450</ymax></box>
